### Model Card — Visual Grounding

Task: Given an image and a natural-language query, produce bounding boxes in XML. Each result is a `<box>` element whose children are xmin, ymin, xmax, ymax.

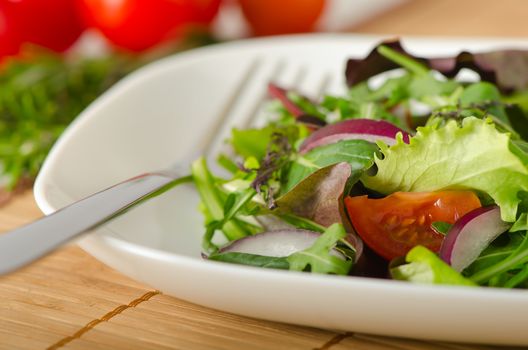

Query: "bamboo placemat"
<box><xmin>0</xmin><ymin>191</ymin><xmax>519</xmax><ymax>350</ymax></box>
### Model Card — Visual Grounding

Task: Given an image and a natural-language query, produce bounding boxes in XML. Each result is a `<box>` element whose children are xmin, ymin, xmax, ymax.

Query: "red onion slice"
<box><xmin>218</xmin><ymin>229</ymin><xmax>363</xmax><ymax>262</ymax></box>
<box><xmin>439</xmin><ymin>205</ymin><xmax>511</xmax><ymax>272</ymax></box>
<box><xmin>220</xmin><ymin>229</ymin><xmax>319</xmax><ymax>257</ymax></box>
<box><xmin>299</xmin><ymin>119</ymin><xmax>410</xmax><ymax>154</ymax></box>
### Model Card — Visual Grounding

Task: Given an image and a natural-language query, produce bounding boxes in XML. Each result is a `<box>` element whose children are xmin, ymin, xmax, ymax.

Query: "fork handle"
<box><xmin>0</xmin><ymin>172</ymin><xmax>192</xmax><ymax>275</ymax></box>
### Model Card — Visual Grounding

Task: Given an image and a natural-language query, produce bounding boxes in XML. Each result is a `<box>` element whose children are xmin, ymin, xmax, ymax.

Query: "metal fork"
<box><xmin>0</xmin><ymin>58</ymin><xmax>331</xmax><ymax>275</ymax></box>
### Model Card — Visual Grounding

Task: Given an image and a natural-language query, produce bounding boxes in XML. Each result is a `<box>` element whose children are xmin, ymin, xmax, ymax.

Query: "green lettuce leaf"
<box><xmin>391</xmin><ymin>246</ymin><xmax>476</xmax><ymax>286</ymax></box>
<box><xmin>362</xmin><ymin>117</ymin><xmax>528</xmax><ymax>222</ymax></box>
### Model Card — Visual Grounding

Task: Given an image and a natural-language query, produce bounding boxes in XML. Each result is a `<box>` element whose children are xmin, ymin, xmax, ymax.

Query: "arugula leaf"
<box><xmin>288</xmin><ymin>92</ymin><xmax>326</xmax><ymax>120</ymax></box>
<box><xmin>407</xmin><ymin>73</ymin><xmax>459</xmax><ymax>100</ymax></box>
<box><xmin>208</xmin><ymin>252</ymin><xmax>289</xmax><ymax>270</ymax></box>
<box><xmin>287</xmin><ymin>223</ymin><xmax>352</xmax><ymax>275</ymax></box>
<box><xmin>286</xmin><ymin>139</ymin><xmax>378</xmax><ymax>192</ymax></box>
<box><xmin>503</xmin><ymin>264</ymin><xmax>528</xmax><ymax>288</ymax></box>
<box><xmin>376</xmin><ymin>45</ymin><xmax>429</xmax><ymax>76</ymax></box>
<box><xmin>321</xmin><ymin>94</ymin><xmax>403</xmax><ymax>127</ymax></box>
<box><xmin>391</xmin><ymin>246</ymin><xmax>477</xmax><ymax>286</ymax></box>
<box><xmin>216</xmin><ymin>153</ymin><xmax>240</xmax><ymax>174</ymax></box>
<box><xmin>464</xmin><ymin>232</ymin><xmax>526</xmax><ymax>276</ymax></box>
<box><xmin>362</xmin><ymin>117</ymin><xmax>528</xmax><ymax>222</ymax></box>
<box><xmin>463</xmin><ymin>212</ymin><xmax>528</xmax><ymax>287</ymax></box>
<box><xmin>191</xmin><ymin>157</ymin><xmax>255</xmax><ymax>251</ymax></box>
<box><xmin>504</xmin><ymin>105</ymin><xmax>528</xmax><ymax>142</ymax></box>
<box><xmin>459</xmin><ymin>82</ymin><xmax>509</xmax><ymax>124</ymax></box>
<box><xmin>470</xmin><ymin>232</ymin><xmax>528</xmax><ymax>284</ymax></box>
<box><xmin>465</xmin><ymin>213</ymin><xmax>528</xmax><ymax>286</ymax></box>
<box><xmin>223</xmin><ymin>188</ymin><xmax>258</xmax><ymax>220</ymax></box>
<box><xmin>273</xmin><ymin>214</ymin><xmax>325</xmax><ymax>232</ymax></box>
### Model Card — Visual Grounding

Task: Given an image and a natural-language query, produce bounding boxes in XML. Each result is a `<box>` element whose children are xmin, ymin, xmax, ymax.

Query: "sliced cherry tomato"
<box><xmin>238</xmin><ymin>0</ymin><xmax>326</xmax><ymax>36</ymax></box>
<box><xmin>77</xmin><ymin>0</ymin><xmax>221</xmax><ymax>52</ymax></box>
<box><xmin>345</xmin><ymin>191</ymin><xmax>482</xmax><ymax>260</ymax></box>
<box><xmin>7</xmin><ymin>0</ymin><xmax>85</xmax><ymax>52</ymax></box>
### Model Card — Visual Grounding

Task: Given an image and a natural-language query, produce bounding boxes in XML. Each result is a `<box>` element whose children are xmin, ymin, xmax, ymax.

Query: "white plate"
<box><xmin>34</xmin><ymin>34</ymin><xmax>528</xmax><ymax>346</ymax></box>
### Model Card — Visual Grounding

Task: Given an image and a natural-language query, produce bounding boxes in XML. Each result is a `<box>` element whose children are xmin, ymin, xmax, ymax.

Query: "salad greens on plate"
<box><xmin>190</xmin><ymin>40</ymin><xmax>528</xmax><ymax>289</ymax></box>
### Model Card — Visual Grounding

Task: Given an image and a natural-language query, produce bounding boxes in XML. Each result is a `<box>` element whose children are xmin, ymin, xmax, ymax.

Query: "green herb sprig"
<box><xmin>0</xmin><ymin>51</ymin><xmax>137</xmax><ymax>189</ymax></box>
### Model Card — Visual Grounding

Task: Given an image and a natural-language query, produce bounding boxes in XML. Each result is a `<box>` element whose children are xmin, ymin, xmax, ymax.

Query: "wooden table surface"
<box><xmin>2</xmin><ymin>1</ymin><xmax>528</xmax><ymax>349</ymax></box>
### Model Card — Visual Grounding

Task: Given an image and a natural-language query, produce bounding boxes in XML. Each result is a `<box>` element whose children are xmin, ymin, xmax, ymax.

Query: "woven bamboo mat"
<box><xmin>0</xmin><ymin>191</ymin><xmax>519</xmax><ymax>350</ymax></box>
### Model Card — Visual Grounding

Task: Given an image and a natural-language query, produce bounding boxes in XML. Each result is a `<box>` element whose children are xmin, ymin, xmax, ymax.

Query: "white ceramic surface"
<box><xmin>34</xmin><ymin>34</ymin><xmax>528</xmax><ymax>346</ymax></box>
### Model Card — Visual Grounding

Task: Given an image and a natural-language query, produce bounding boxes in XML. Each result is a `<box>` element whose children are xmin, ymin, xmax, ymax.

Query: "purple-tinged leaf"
<box><xmin>428</xmin><ymin>50</ymin><xmax>528</xmax><ymax>92</ymax></box>
<box><xmin>346</xmin><ymin>40</ymin><xmax>410</xmax><ymax>87</ymax></box>
<box><xmin>275</xmin><ymin>162</ymin><xmax>351</xmax><ymax>227</ymax></box>
<box><xmin>346</xmin><ymin>39</ymin><xmax>528</xmax><ymax>92</ymax></box>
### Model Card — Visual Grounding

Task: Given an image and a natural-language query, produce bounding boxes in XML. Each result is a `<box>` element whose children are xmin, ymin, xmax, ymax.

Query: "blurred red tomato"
<box><xmin>0</xmin><ymin>2</ymin><xmax>21</xmax><ymax>58</ymax></box>
<box><xmin>238</xmin><ymin>0</ymin><xmax>326</xmax><ymax>36</ymax></box>
<box><xmin>7</xmin><ymin>0</ymin><xmax>85</xmax><ymax>52</ymax></box>
<box><xmin>77</xmin><ymin>0</ymin><xmax>221</xmax><ymax>52</ymax></box>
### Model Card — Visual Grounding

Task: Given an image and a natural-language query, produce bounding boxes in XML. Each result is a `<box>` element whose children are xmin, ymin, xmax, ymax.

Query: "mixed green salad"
<box><xmin>190</xmin><ymin>40</ymin><xmax>528</xmax><ymax>289</ymax></box>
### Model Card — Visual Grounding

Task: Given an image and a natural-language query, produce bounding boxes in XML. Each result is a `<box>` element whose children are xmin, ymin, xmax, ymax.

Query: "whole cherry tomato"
<box><xmin>345</xmin><ymin>191</ymin><xmax>482</xmax><ymax>260</ymax></box>
<box><xmin>77</xmin><ymin>0</ymin><xmax>221</xmax><ymax>52</ymax></box>
<box><xmin>0</xmin><ymin>2</ymin><xmax>21</xmax><ymax>58</ymax></box>
<box><xmin>6</xmin><ymin>0</ymin><xmax>85</xmax><ymax>52</ymax></box>
<box><xmin>238</xmin><ymin>0</ymin><xmax>326</xmax><ymax>36</ymax></box>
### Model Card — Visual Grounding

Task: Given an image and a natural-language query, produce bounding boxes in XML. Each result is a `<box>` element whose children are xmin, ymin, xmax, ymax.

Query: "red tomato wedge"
<box><xmin>344</xmin><ymin>191</ymin><xmax>482</xmax><ymax>260</ymax></box>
